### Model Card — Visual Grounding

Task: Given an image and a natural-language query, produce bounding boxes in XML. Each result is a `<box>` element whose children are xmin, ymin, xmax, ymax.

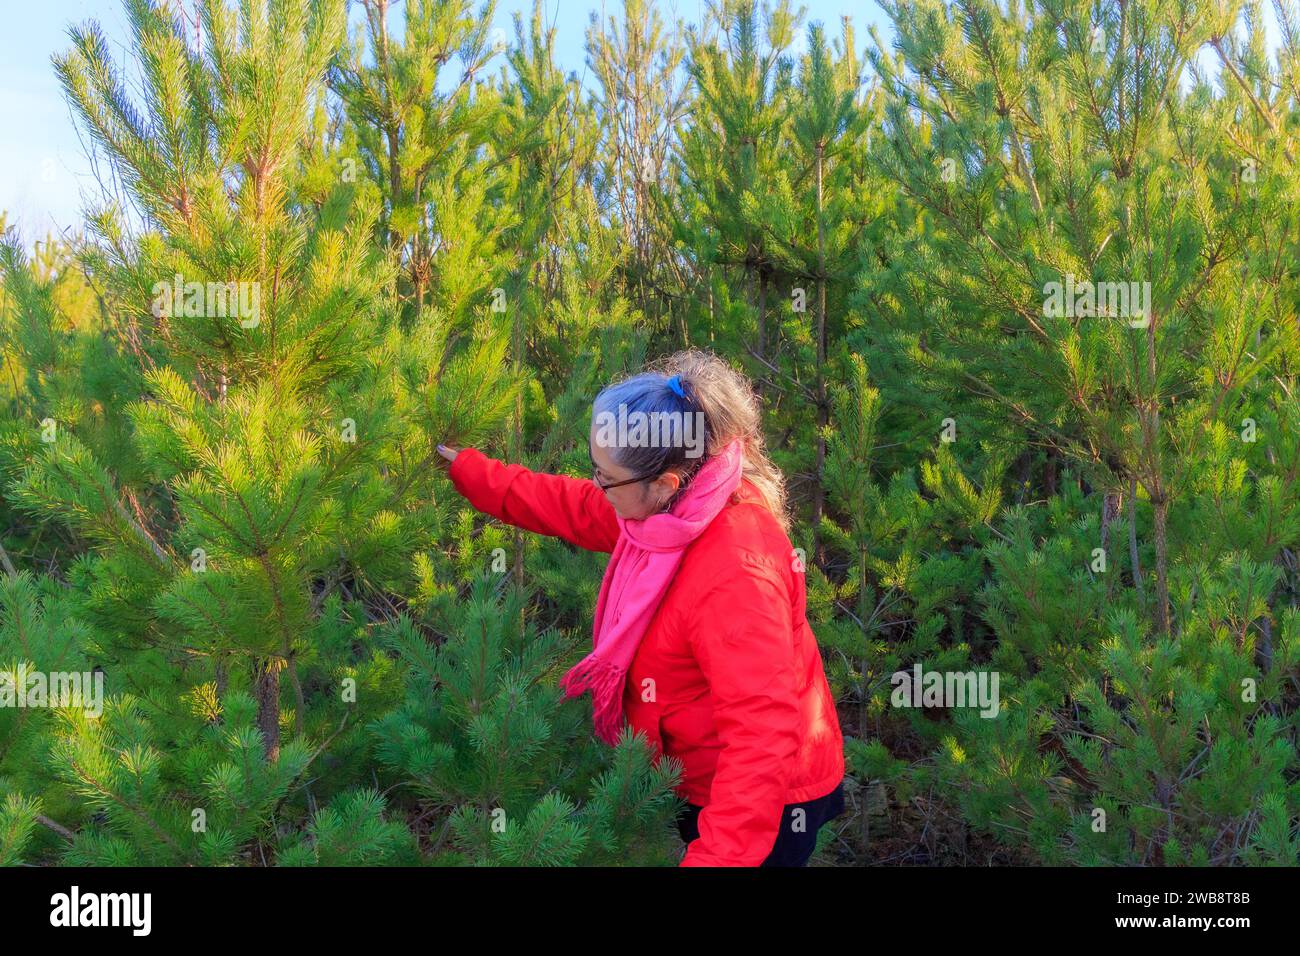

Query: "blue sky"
<box><xmin>0</xmin><ymin>0</ymin><xmax>892</xmax><ymax>240</ymax></box>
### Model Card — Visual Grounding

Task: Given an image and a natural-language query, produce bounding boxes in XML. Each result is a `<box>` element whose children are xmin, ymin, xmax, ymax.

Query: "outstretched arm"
<box><xmin>443</xmin><ymin>446</ymin><xmax>620</xmax><ymax>553</ymax></box>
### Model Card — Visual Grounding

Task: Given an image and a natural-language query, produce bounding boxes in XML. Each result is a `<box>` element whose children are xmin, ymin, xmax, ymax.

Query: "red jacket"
<box><xmin>448</xmin><ymin>448</ymin><xmax>845</xmax><ymax>866</ymax></box>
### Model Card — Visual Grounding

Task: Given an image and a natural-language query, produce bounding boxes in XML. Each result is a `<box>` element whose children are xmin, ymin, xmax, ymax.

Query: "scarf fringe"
<box><xmin>559</xmin><ymin>654</ymin><xmax>627</xmax><ymax>746</ymax></box>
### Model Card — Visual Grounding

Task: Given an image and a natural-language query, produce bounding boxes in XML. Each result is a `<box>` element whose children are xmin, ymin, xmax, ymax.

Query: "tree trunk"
<box><xmin>756</xmin><ymin>268</ymin><xmax>768</xmax><ymax>401</ymax></box>
<box><xmin>1143</xmin><ymin>315</ymin><xmax>1169</xmax><ymax>635</ymax></box>
<box><xmin>1100</xmin><ymin>489</ymin><xmax>1122</xmax><ymax>551</ymax></box>
<box><xmin>812</xmin><ymin>144</ymin><xmax>828</xmax><ymax>568</ymax></box>
<box><xmin>1152</xmin><ymin>494</ymin><xmax>1171</xmax><ymax>636</ymax></box>
<box><xmin>1128</xmin><ymin>474</ymin><xmax>1144</xmax><ymax>593</ymax></box>
<box><xmin>707</xmin><ymin>267</ymin><xmax>715</xmax><ymax>344</ymax></box>
<box><xmin>213</xmin><ymin>659</ymin><xmax>229</xmax><ymax>726</ymax></box>
<box><xmin>1257</xmin><ymin>615</ymin><xmax>1274</xmax><ymax>672</ymax></box>
<box><xmin>254</xmin><ymin>657</ymin><xmax>281</xmax><ymax>762</ymax></box>
<box><xmin>745</xmin><ymin>268</ymin><xmax>755</xmax><ymax>393</ymax></box>
<box><xmin>512</xmin><ymin>270</ymin><xmax>527</xmax><ymax>590</ymax></box>
<box><xmin>1101</xmin><ymin>489</ymin><xmax>1122</xmax><ymax>599</ymax></box>
<box><xmin>1042</xmin><ymin>447</ymin><xmax>1058</xmax><ymax>497</ymax></box>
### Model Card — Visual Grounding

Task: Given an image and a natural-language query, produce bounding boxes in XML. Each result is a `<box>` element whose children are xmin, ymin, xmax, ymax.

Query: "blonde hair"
<box><xmin>649</xmin><ymin>349</ymin><xmax>790</xmax><ymax>532</ymax></box>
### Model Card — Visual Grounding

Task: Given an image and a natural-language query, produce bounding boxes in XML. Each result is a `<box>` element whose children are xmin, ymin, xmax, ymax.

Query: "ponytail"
<box><xmin>593</xmin><ymin>350</ymin><xmax>790</xmax><ymax>531</ymax></box>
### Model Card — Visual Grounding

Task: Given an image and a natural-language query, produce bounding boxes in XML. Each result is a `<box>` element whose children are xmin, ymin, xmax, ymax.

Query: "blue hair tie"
<box><xmin>666</xmin><ymin>375</ymin><xmax>686</xmax><ymax>398</ymax></box>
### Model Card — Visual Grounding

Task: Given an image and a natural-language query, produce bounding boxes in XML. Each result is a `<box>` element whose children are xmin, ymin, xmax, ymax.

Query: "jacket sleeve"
<box><xmin>679</xmin><ymin>558</ymin><xmax>801</xmax><ymax>866</ymax></box>
<box><xmin>447</xmin><ymin>447</ymin><xmax>620</xmax><ymax>554</ymax></box>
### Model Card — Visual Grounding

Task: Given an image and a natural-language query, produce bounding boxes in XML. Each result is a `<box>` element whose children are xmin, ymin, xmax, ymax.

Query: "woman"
<box><xmin>437</xmin><ymin>350</ymin><xmax>845</xmax><ymax>866</ymax></box>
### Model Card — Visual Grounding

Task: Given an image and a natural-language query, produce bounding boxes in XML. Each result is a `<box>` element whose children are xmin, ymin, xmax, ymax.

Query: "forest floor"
<box><xmin>824</xmin><ymin>701</ymin><xmax>1035</xmax><ymax>867</ymax></box>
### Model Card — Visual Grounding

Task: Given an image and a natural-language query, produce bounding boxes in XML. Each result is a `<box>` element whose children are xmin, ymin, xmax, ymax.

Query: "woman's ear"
<box><xmin>648</xmin><ymin>470</ymin><xmax>680</xmax><ymax>509</ymax></box>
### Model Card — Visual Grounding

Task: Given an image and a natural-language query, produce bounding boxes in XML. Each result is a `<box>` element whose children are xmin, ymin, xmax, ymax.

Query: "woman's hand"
<box><xmin>436</xmin><ymin>444</ymin><xmax>460</xmax><ymax>467</ymax></box>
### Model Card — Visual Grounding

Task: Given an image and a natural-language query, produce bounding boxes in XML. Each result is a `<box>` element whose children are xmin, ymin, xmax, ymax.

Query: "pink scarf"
<box><xmin>559</xmin><ymin>439</ymin><xmax>745</xmax><ymax>745</ymax></box>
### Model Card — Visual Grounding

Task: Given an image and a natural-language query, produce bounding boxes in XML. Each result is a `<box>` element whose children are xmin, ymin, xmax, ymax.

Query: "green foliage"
<box><xmin>370</xmin><ymin>578</ymin><xmax>682</xmax><ymax>866</ymax></box>
<box><xmin>0</xmin><ymin>0</ymin><xmax>1296</xmax><ymax>868</ymax></box>
<box><xmin>276</xmin><ymin>788</ymin><xmax>418</xmax><ymax>866</ymax></box>
<box><xmin>0</xmin><ymin>791</ymin><xmax>42</xmax><ymax>866</ymax></box>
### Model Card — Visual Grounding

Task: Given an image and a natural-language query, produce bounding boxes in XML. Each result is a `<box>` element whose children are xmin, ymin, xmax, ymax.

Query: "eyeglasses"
<box><xmin>589</xmin><ymin>450</ymin><xmax>659</xmax><ymax>491</ymax></box>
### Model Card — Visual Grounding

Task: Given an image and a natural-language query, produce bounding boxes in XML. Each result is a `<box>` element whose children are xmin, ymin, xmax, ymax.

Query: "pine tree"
<box><xmin>674</xmin><ymin>0</ymin><xmax>803</xmax><ymax>390</ymax></box>
<box><xmin>760</xmin><ymin>17</ymin><xmax>873</xmax><ymax>564</ymax></box>
<box><xmin>0</xmin><ymin>0</ymin><xmax>678</xmax><ymax>866</ymax></box>
<box><xmin>854</xmin><ymin>0</ymin><xmax>1300</xmax><ymax>864</ymax></box>
<box><xmin>331</xmin><ymin>0</ymin><xmax>512</xmax><ymax>323</ymax></box>
<box><xmin>370</xmin><ymin>578</ymin><xmax>682</xmax><ymax>865</ymax></box>
<box><xmin>2</xmin><ymin>0</ymin><xmax>1294</xmax><ymax>870</ymax></box>
<box><xmin>586</xmin><ymin>0</ymin><xmax>690</xmax><ymax>323</ymax></box>
<box><xmin>867</xmin><ymin>0</ymin><xmax>1298</xmax><ymax>636</ymax></box>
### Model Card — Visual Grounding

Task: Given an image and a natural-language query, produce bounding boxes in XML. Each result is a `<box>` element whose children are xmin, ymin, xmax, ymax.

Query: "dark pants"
<box><xmin>676</xmin><ymin>780</ymin><xmax>846</xmax><ymax>867</ymax></box>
